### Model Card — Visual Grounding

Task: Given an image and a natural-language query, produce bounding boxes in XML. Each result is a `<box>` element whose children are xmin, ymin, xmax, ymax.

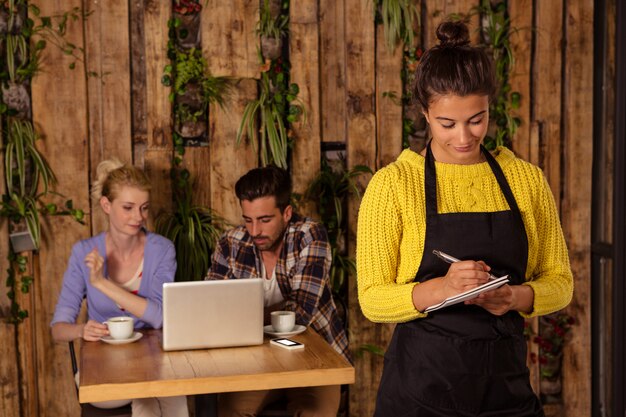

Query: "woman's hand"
<box><xmin>467</xmin><ymin>284</ymin><xmax>535</xmax><ymax>315</ymax></box>
<box><xmin>85</xmin><ymin>248</ymin><xmax>106</xmax><ymax>288</ymax></box>
<box><xmin>441</xmin><ymin>260</ymin><xmax>492</xmax><ymax>298</ymax></box>
<box><xmin>81</xmin><ymin>319</ymin><xmax>109</xmax><ymax>341</ymax></box>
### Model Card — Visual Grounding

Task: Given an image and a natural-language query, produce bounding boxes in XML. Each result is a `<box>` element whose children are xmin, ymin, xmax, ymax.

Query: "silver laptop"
<box><xmin>162</xmin><ymin>279</ymin><xmax>264</xmax><ymax>351</ymax></box>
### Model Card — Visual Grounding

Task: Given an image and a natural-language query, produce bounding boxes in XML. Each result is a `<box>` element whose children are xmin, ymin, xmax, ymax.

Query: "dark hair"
<box><xmin>415</xmin><ymin>20</ymin><xmax>496</xmax><ymax>110</ymax></box>
<box><xmin>235</xmin><ymin>166</ymin><xmax>292</xmax><ymax>212</ymax></box>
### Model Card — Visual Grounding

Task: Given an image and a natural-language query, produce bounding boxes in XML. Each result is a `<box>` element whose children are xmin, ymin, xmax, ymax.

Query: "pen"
<box><xmin>432</xmin><ymin>250</ymin><xmax>498</xmax><ymax>280</ymax></box>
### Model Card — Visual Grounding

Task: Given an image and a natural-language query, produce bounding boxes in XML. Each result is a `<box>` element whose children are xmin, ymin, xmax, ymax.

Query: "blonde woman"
<box><xmin>51</xmin><ymin>158</ymin><xmax>188</xmax><ymax>417</ymax></box>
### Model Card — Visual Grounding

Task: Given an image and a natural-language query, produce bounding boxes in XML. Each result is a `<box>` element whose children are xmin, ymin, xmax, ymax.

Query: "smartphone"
<box><xmin>270</xmin><ymin>338</ymin><xmax>304</xmax><ymax>350</ymax></box>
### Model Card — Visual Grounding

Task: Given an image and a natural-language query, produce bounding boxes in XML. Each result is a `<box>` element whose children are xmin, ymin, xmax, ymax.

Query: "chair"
<box><xmin>69</xmin><ymin>341</ymin><xmax>133</xmax><ymax>417</ymax></box>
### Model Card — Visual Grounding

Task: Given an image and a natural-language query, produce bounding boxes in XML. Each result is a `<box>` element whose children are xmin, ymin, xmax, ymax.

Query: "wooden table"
<box><xmin>79</xmin><ymin>329</ymin><xmax>355</xmax><ymax>403</ymax></box>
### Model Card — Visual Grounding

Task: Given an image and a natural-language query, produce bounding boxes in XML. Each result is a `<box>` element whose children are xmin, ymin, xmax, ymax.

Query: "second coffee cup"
<box><xmin>106</xmin><ymin>316</ymin><xmax>134</xmax><ymax>340</ymax></box>
<box><xmin>271</xmin><ymin>311</ymin><xmax>295</xmax><ymax>333</ymax></box>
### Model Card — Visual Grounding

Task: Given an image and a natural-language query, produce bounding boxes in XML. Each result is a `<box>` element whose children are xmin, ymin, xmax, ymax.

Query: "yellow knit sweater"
<box><xmin>356</xmin><ymin>147</ymin><xmax>573</xmax><ymax>323</ymax></box>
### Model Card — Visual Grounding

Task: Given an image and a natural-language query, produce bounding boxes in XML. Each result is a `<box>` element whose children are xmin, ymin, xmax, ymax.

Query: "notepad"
<box><xmin>424</xmin><ymin>275</ymin><xmax>510</xmax><ymax>313</ymax></box>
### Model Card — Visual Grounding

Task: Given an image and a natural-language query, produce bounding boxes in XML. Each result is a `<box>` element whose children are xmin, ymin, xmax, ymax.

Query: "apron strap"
<box><xmin>481</xmin><ymin>145</ymin><xmax>522</xmax><ymax>215</ymax></box>
<box><xmin>424</xmin><ymin>143</ymin><xmax>438</xmax><ymax>216</ymax></box>
<box><xmin>424</xmin><ymin>143</ymin><xmax>524</xmax><ymax>221</ymax></box>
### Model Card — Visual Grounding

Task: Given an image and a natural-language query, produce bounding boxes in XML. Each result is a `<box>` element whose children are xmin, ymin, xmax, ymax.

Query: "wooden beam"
<box><xmin>561</xmin><ymin>1</ymin><xmax>594</xmax><ymax>415</ymax></box>
<box><xmin>129</xmin><ymin>0</ymin><xmax>148</xmax><ymax>167</ymax></box>
<box><xmin>30</xmin><ymin>2</ymin><xmax>91</xmax><ymax>416</ymax></box>
<box><xmin>375</xmin><ymin>24</ymin><xmax>403</xmax><ymax>169</ymax></box>
<box><xmin>182</xmin><ymin>147</ymin><xmax>212</xmax><ymax>208</ymax></box>
<box><xmin>144</xmin><ymin>1</ymin><xmax>173</xmax><ymax>215</ymax></box>
<box><xmin>203</xmin><ymin>0</ymin><xmax>259</xmax><ymax>78</ymax></box>
<box><xmin>345</xmin><ymin>0</ymin><xmax>379</xmax><ymax>415</ymax></box>
<box><xmin>508</xmin><ymin>0</ymin><xmax>540</xmax><ymax>396</ymax></box>
<box><xmin>84</xmin><ymin>0</ymin><xmax>133</xmax><ymax>235</ymax></box>
<box><xmin>508</xmin><ymin>0</ymin><xmax>533</xmax><ymax>161</ymax></box>
<box><xmin>209</xmin><ymin>79</ymin><xmax>258</xmax><ymax>226</ymax></box>
<box><xmin>319</xmin><ymin>0</ymin><xmax>346</xmax><ymax>142</ymax></box>
<box><xmin>290</xmin><ymin>0</ymin><xmax>321</xmax><ymax>218</ymax></box>
<box><xmin>532</xmin><ymin>0</ymin><xmax>563</xmax><ymax>204</ymax></box>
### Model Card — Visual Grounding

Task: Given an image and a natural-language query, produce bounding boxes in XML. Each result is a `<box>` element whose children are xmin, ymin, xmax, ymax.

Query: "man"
<box><xmin>206</xmin><ymin>165</ymin><xmax>349</xmax><ymax>417</ymax></box>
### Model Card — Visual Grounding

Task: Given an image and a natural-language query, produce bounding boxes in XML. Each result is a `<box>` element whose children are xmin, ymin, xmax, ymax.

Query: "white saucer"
<box><xmin>101</xmin><ymin>331</ymin><xmax>143</xmax><ymax>345</ymax></box>
<box><xmin>263</xmin><ymin>324</ymin><xmax>306</xmax><ymax>338</ymax></box>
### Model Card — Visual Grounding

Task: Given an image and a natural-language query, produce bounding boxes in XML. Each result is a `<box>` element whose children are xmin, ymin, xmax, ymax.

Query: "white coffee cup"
<box><xmin>271</xmin><ymin>311</ymin><xmax>296</xmax><ymax>333</ymax></box>
<box><xmin>106</xmin><ymin>316</ymin><xmax>134</xmax><ymax>340</ymax></box>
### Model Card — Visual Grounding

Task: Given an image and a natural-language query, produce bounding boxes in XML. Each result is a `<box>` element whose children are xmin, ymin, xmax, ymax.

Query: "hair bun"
<box><xmin>436</xmin><ymin>21</ymin><xmax>470</xmax><ymax>48</ymax></box>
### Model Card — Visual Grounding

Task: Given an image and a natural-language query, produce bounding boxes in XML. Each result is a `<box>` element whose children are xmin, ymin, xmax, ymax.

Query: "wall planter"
<box><xmin>8</xmin><ymin>219</ymin><xmax>36</xmax><ymax>253</ymax></box>
<box><xmin>2</xmin><ymin>80</ymin><xmax>31</xmax><ymax>118</ymax></box>
<box><xmin>173</xmin><ymin>12</ymin><xmax>200</xmax><ymax>50</ymax></box>
<box><xmin>256</xmin><ymin>0</ymin><xmax>287</xmax><ymax>61</ymax></box>
<box><xmin>260</xmin><ymin>35</ymin><xmax>282</xmax><ymax>60</ymax></box>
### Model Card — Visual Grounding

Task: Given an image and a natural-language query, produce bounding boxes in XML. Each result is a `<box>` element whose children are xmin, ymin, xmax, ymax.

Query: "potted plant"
<box><xmin>172</xmin><ymin>0</ymin><xmax>202</xmax><ymax>50</ymax></box>
<box><xmin>1</xmin><ymin>119</ymin><xmax>84</xmax><ymax>251</ymax></box>
<box><xmin>529</xmin><ymin>313</ymin><xmax>575</xmax><ymax>400</ymax></box>
<box><xmin>2</xmin><ymin>118</ymin><xmax>55</xmax><ymax>251</ymax></box>
<box><xmin>155</xmin><ymin>168</ymin><xmax>229</xmax><ymax>282</ymax></box>
<box><xmin>162</xmin><ymin>45</ymin><xmax>230</xmax><ymax>144</ymax></box>
<box><xmin>256</xmin><ymin>0</ymin><xmax>288</xmax><ymax>60</ymax></box>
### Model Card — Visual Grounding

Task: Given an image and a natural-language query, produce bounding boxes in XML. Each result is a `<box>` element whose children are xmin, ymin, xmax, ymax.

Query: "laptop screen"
<box><xmin>162</xmin><ymin>279</ymin><xmax>264</xmax><ymax>351</ymax></box>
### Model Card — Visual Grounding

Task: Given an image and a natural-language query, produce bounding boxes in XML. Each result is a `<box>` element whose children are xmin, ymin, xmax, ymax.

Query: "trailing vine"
<box><xmin>0</xmin><ymin>1</ymin><xmax>86</xmax><ymax>324</ymax></box>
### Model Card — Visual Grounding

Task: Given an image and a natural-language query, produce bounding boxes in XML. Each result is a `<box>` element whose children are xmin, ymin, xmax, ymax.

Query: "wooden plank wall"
<box><xmin>85</xmin><ymin>0</ymin><xmax>133</xmax><ymax>233</ymax></box>
<box><xmin>204</xmin><ymin>0</ymin><xmax>258</xmax><ymax>223</ymax></box>
<box><xmin>0</xmin><ymin>1</ymin><xmax>595</xmax><ymax>416</ymax></box>
<box><xmin>30</xmin><ymin>1</ymin><xmax>91</xmax><ymax>416</ymax></box>
<box><xmin>0</xmin><ymin>131</ymin><xmax>19</xmax><ymax>417</ymax></box>
<box><xmin>345</xmin><ymin>0</ymin><xmax>377</xmax><ymax>414</ymax></box>
<box><xmin>290</xmin><ymin>0</ymin><xmax>321</xmax><ymax>217</ymax></box>
<box><xmin>561</xmin><ymin>1</ymin><xmax>594</xmax><ymax>416</ymax></box>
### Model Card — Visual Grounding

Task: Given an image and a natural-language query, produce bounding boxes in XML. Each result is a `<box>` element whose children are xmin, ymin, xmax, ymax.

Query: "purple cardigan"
<box><xmin>51</xmin><ymin>231</ymin><xmax>176</xmax><ymax>329</ymax></box>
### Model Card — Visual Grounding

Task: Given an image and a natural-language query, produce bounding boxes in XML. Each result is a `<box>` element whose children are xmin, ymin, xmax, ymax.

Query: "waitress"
<box><xmin>356</xmin><ymin>20</ymin><xmax>573</xmax><ymax>416</ymax></box>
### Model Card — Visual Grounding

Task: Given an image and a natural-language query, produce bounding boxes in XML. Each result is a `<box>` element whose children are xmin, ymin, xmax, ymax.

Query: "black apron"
<box><xmin>374</xmin><ymin>144</ymin><xmax>544</xmax><ymax>417</ymax></box>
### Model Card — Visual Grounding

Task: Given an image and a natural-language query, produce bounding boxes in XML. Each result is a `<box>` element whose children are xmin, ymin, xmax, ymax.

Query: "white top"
<box><xmin>120</xmin><ymin>259</ymin><xmax>144</xmax><ymax>293</ymax></box>
<box><xmin>261</xmin><ymin>263</ymin><xmax>284</xmax><ymax>307</ymax></box>
<box><xmin>116</xmin><ymin>259</ymin><xmax>144</xmax><ymax>310</ymax></box>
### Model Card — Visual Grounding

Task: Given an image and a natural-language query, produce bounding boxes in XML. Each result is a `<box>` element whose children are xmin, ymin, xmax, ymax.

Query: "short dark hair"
<box><xmin>235</xmin><ymin>166</ymin><xmax>292</xmax><ymax>212</ymax></box>
<box><xmin>415</xmin><ymin>20</ymin><xmax>496</xmax><ymax>110</ymax></box>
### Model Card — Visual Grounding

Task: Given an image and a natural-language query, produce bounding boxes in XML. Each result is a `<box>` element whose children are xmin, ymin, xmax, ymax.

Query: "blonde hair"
<box><xmin>91</xmin><ymin>158</ymin><xmax>151</xmax><ymax>203</ymax></box>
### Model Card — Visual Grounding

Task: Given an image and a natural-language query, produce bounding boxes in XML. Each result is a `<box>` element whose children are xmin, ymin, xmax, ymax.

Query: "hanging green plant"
<box><xmin>256</xmin><ymin>0</ymin><xmax>288</xmax><ymax>60</ymax></box>
<box><xmin>237</xmin><ymin>58</ymin><xmax>305</xmax><ymax>169</ymax></box>
<box><xmin>373</xmin><ymin>0</ymin><xmax>419</xmax><ymax>52</ymax></box>
<box><xmin>164</xmin><ymin>47</ymin><xmax>230</xmax><ymax>140</ymax></box>
<box><xmin>1</xmin><ymin>119</ymin><xmax>84</xmax><ymax>249</ymax></box>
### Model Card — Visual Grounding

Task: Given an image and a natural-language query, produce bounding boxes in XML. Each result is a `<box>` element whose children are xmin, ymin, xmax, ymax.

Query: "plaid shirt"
<box><xmin>206</xmin><ymin>213</ymin><xmax>350</xmax><ymax>361</ymax></box>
